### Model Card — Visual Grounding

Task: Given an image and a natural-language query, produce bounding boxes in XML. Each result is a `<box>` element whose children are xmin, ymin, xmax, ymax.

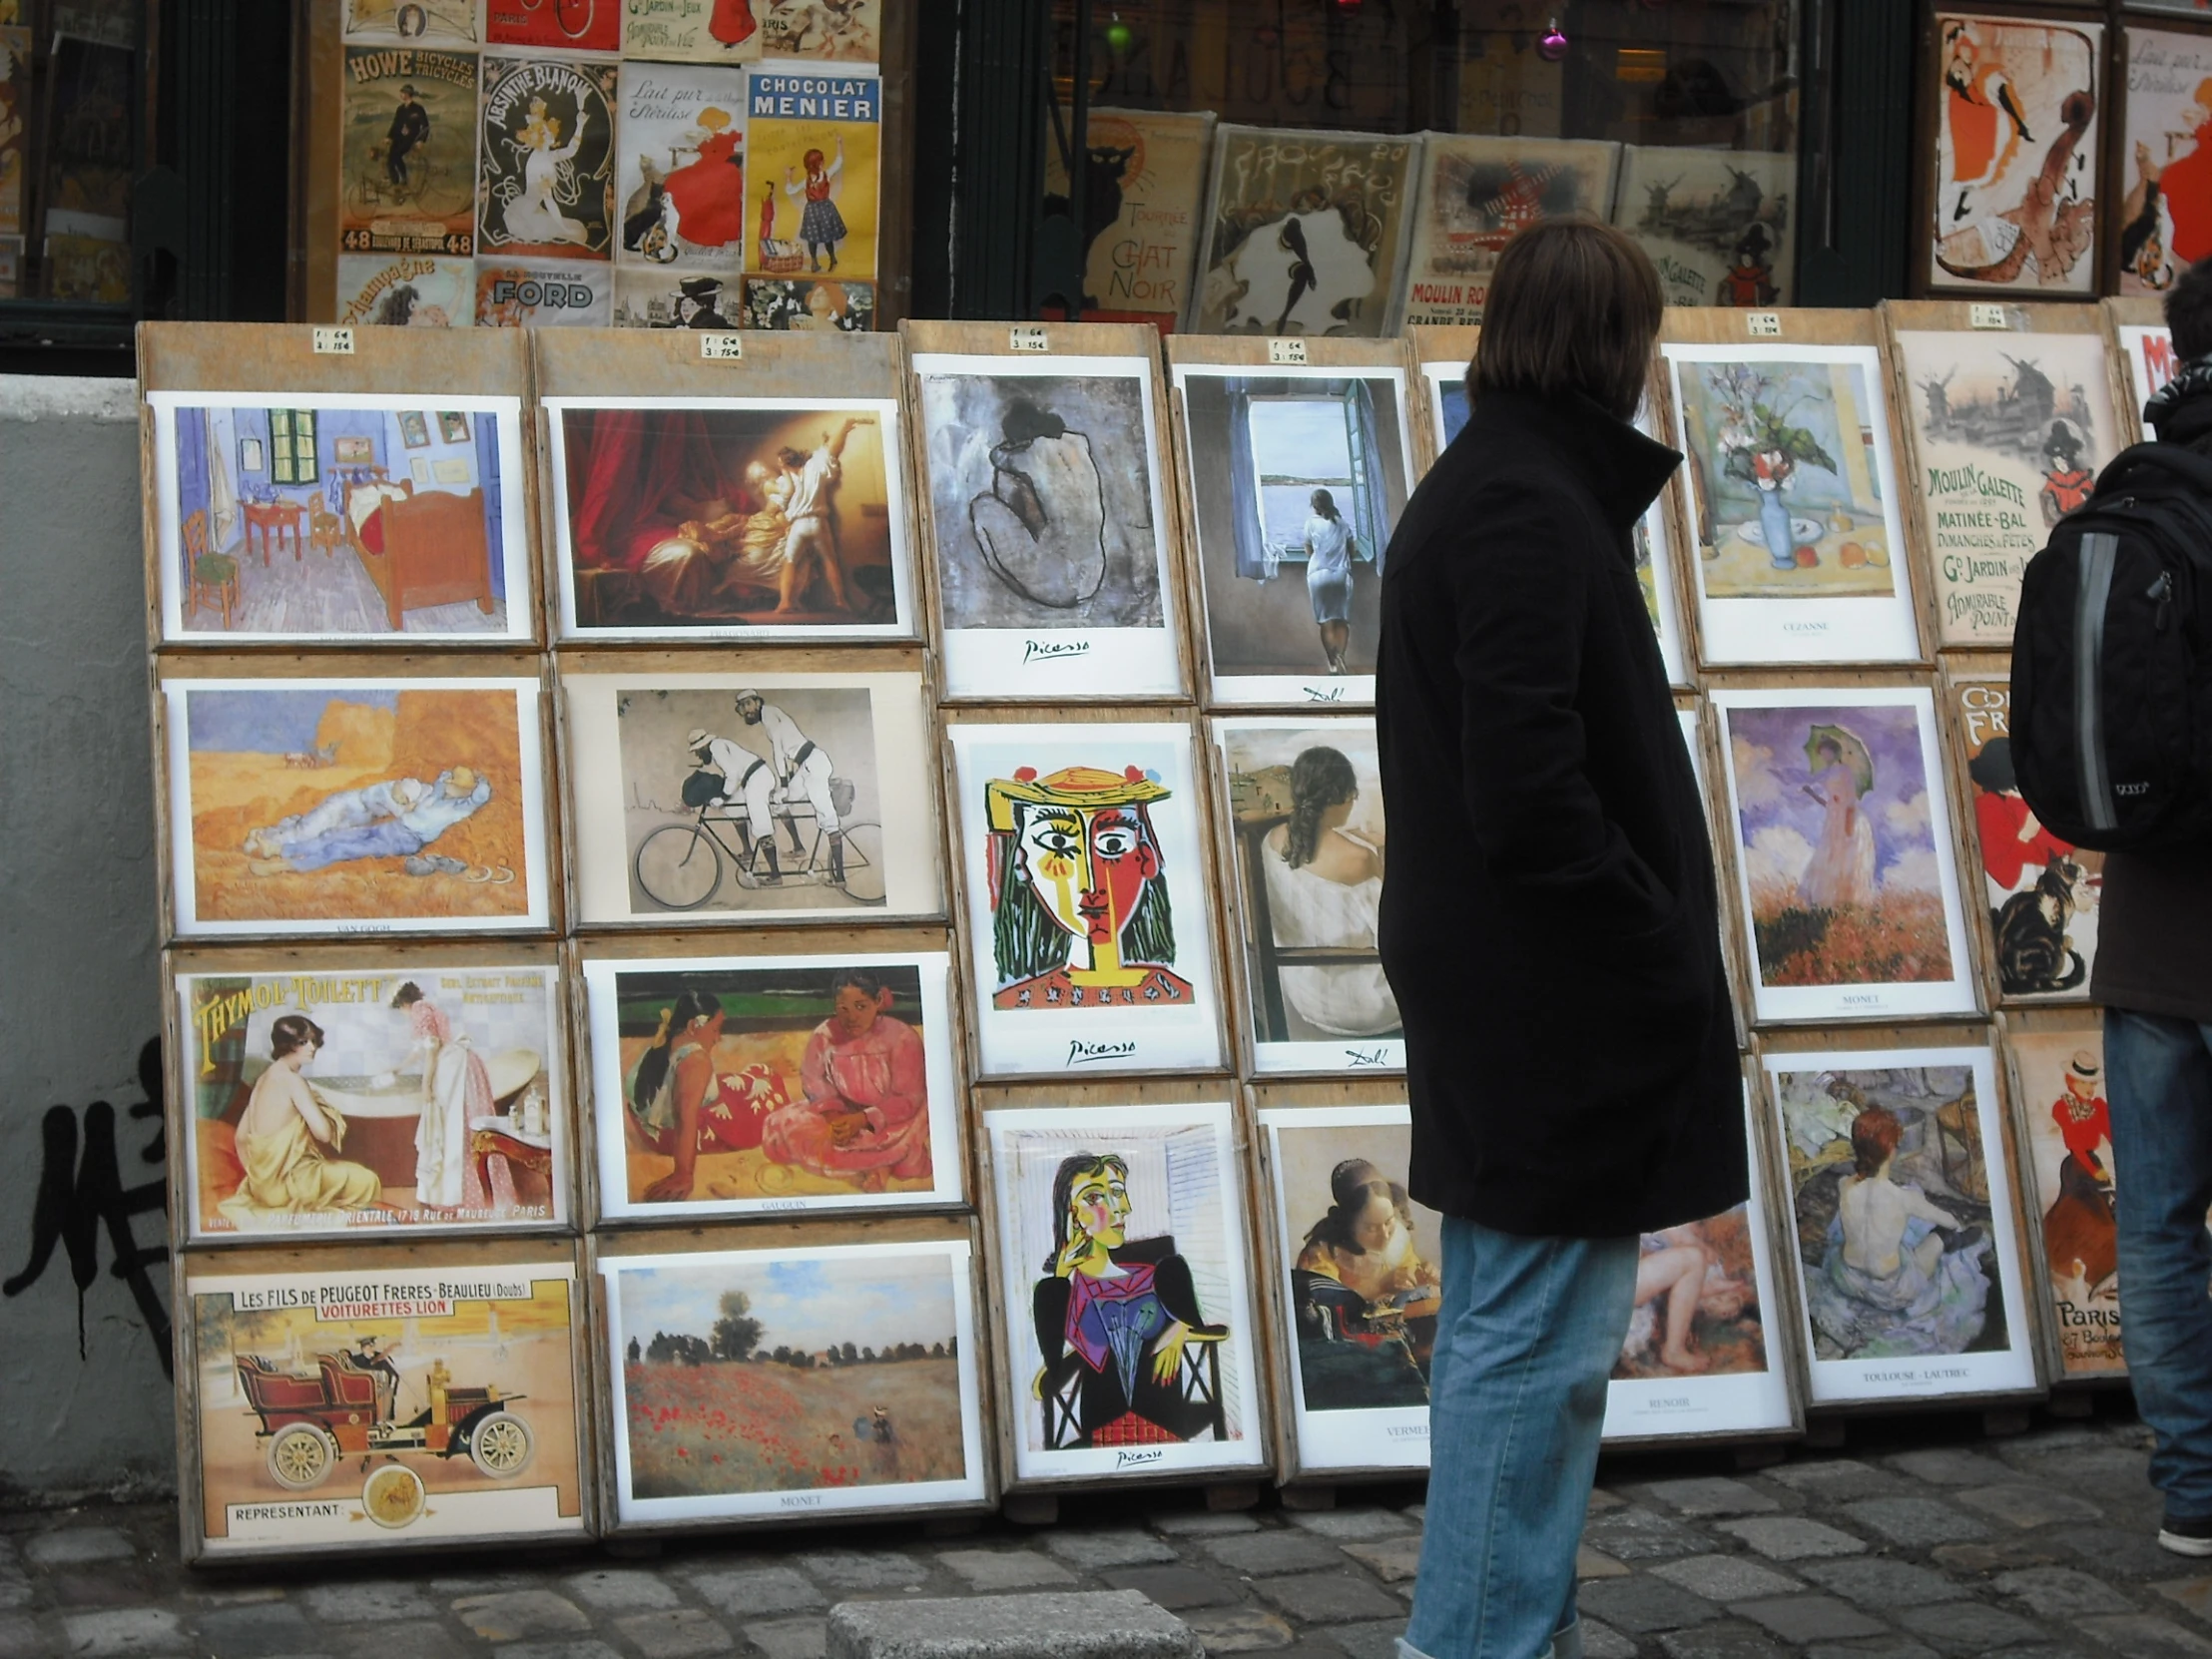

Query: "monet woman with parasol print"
<box><xmin>1801</xmin><ymin>725</ymin><xmax>1877</xmax><ymax>910</ymax></box>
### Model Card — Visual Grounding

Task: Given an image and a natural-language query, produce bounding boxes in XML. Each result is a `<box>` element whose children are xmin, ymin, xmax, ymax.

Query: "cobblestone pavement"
<box><xmin>11</xmin><ymin>1405</ymin><xmax>2212</xmax><ymax>1659</ymax></box>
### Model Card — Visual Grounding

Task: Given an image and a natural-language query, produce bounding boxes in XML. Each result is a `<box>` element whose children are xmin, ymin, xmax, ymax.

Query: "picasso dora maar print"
<box><xmin>601</xmin><ymin>1238</ymin><xmax>987</xmax><ymax>1524</ymax></box>
<box><xmin>950</xmin><ymin>724</ymin><xmax>1224</xmax><ymax>1077</ymax></box>
<box><xmin>1766</xmin><ymin>1045</ymin><xmax>2035</xmax><ymax>1402</ymax></box>
<box><xmin>178</xmin><ymin>961</ymin><xmax>568</xmax><ymax>1241</ymax></box>
<box><xmin>163</xmin><ymin>677</ymin><xmax>551</xmax><ymax>936</ymax></box>
<box><xmin>910</xmin><ymin>349</ymin><xmax>1181</xmax><ymax>699</ymax></box>
<box><xmin>1714</xmin><ymin>688</ymin><xmax>1977</xmax><ymax>1022</ymax></box>
<box><xmin>582</xmin><ymin>950</ymin><xmax>962</xmax><ymax>1220</ymax></box>
<box><xmin>1259</xmin><ymin>1104</ymin><xmax>1440</xmax><ymax>1472</ymax></box>
<box><xmin>1664</xmin><ymin>342</ymin><xmax>1920</xmax><ymax>665</ymax></box>
<box><xmin>986</xmin><ymin>1101</ymin><xmax>1265</xmax><ymax>1481</ymax></box>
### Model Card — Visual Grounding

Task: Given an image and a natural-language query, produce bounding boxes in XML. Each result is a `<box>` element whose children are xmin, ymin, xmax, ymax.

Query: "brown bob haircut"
<box><xmin>1468</xmin><ymin>218</ymin><xmax>1666</xmax><ymax>421</ymax></box>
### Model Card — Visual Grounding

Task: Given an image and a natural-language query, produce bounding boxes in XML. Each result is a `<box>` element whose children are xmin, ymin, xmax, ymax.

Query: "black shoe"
<box><xmin>2161</xmin><ymin>1513</ymin><xmax>2212</xmax><ymax>1557</ymax></box>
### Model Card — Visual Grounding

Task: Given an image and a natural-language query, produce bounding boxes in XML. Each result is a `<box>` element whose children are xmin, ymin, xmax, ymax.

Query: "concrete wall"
<box><xmin>0</xmin><ymin>374</ymin><xmax>176</xmax><ymax>1502</ymax></box>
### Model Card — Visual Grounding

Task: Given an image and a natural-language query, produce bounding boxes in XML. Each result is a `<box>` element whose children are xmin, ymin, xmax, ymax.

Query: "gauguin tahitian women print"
<box><xmin>1716</xmin><ymin>690</ymin><xmax>1976</xmax><ymax>1022</ymax></box>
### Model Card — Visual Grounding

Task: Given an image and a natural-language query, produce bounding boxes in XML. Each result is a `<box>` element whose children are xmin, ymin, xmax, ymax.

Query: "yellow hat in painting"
<box><xmin>984</xmin><ymin>765</ymin><xmax>1170</xmax><ymax>833</ymax></box>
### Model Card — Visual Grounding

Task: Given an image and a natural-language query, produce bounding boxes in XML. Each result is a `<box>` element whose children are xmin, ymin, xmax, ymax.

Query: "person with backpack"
<box><xmin>2014</xmin><ymin>255</ymin><xmax>2212</xmax><ymax>1556</ymax></box>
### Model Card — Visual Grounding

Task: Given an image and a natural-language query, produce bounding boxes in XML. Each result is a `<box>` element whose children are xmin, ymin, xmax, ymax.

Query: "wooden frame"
<box><xmin>2104</xmin><ymin>294</ymin><xmax>2174</xmax><ymax>439</ymax></box>
<box><xmin>164</xmin><ymin>938</ymin><xmax>577</xmax><ymax>1247</ymax></box>
<box><xmin>1205</xmin><ymin>713</ymin><xmax>1400</xmax><ymax>1080</ymax></box>
<box><xmin>1881</xmin><ymin>299</ymin><xmax>2122</xmax><ymax>653</ymax></box>
<box><xmin>568</xmin><ymin>923</ymin><xmax>972</xmax><ymax>1230</ymax></box>
<box><xmin>1404</xmin><ymin>324</ymin><xmax>1478</xmax><ymax>470</ymax></box>
<box><xmin>531</xmin><ymin>328</ymin><xmax>922</xmax><ymax>645</ymax></box>
<box><xmin>1702</xmin><ymin>669</ymin><xmax>1984</xmax><ymax>1027</ymax></box>
<box><xmin>153</xmin><ymin>652</ymin><xmax>560</xmax><ymax>942</ymax></box>
<box><xmin>586</xmin><ymin>1215</ymin><xmax>995</xmax><ymax>1534</ymax></box>
<box><xmin>1755</xmin><ymin>1021</ymin><xmax>2046</xmax><ymax>1411</ymax></box>
<box><xmin>1911</xmin><ymin>8</ymin><xmax>2107</xmax><ymax>300</ymax></box>
<box><xmin>175</xmin><ymin>1236</ymin><xmax>594</xmax><ymax>1563</ymax></box>
<box><xmin>972</xmin><ymin>1079</ymin><xmax>1271</xmax><ymax>1493</ymax></box>
<box><xmin>553</xmin><ymin>646</ymin><xmax>945</xmax><ymax>931</ymax></box>
<box><xmin>1162</xmin><ymin>334</ymin><xmax>1418</xmax><ymax>710</ymax></box>
<box><xmin>1658</xmin><ymin>308</ymin><xmax>1926</xmax><ymax>669</ymax></box>
<box><xmin>900</xmin><ymin>318</ymin><xmax>1192</xmax><ymax>704</ymax></box>
<box><xmin>1998</xmin><ymin>1005</ymin><xmax>2121</xmax><ymax>1387</ymax></box>
<box><xmin>939</xmin><ymin>706</ymin><xmax>1232</xmax><ymax>1083</ymax></box>
<box><xmin>140</xmin><ymin>323</ymin><xmax>540</xmax><ymax>650</ymax></box>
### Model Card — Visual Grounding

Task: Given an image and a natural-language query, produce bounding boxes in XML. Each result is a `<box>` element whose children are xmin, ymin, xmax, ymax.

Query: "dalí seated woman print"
<box><xmin>1032</xmin><ymin>1151</ymin><xmax>1231</xmax><ymax>1448</ymax></box>
<box><xmin>986</xmin><ymin>765</ymin><xmax>1190</xmax><ymax>1010</ymax></box>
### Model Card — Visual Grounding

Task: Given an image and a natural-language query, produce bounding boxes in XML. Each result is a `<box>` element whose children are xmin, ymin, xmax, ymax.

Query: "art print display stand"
<box><xmin>588</xmin><ymin>1216</ymin><xmax>994</xmax><ymax>1532</ymax></box>
<box><xmin>571</xmin><ymin>924</ymin><xmax>970</xmax><ymax>1226</ymax></box>
<box><xmin>1754</xmin><ymin>1025</ymin><xmax>2043</xmax><ymax>1412</ymax></box>
<box><xmin>1883</xmin><ymin>300</ymin><xmax>2121</xmax><ymax>652</ymax></box>
<box><xmin>1658</xmin><ymin>310</ymin><xmax>1925</xmax><ymax>669</ymax></box>
<box><xmin>175</xmin><ymin>1239</ymin><xmax>593</xmax><ymax>1561</ymax></box>
<box><xmin>975</xmin><ymin>1083</ymin><xmax>1269</xmax><ymax>1498</ymax></box>
<box><xmin>531</xmin><ymin>327</ymin><xmax>921</xmax><ymax>643</ymax></box>
<box><xmin>2105</xmin><ymin>295</ymin><xmax>2177</xmax><ymax>441</ymax></box>
<box><xmin>1164</xmin><ymin>335</ymin><xmax>1417</xmax><ymax>709</ymax></box>
<box><xmin>1405</xmin><ymin>323</ymin><xmax>1476</xmax><ymax>465</ymax></box>
<box><xmin>139</xmin><ymin>323</ymin><xmax>540</xmax><ymax>649</ymax></box>
<box><xmin>902</xmin><ymin>320</ymin><xmax>1190</xmax><ymax>703</ymax></box>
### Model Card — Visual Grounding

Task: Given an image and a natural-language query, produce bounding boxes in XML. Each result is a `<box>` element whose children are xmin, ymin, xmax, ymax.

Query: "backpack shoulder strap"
<box><xmin>2094</xmin><ymin>440</ymin><xmax>2212</xmax><ymax>498</ymax></box>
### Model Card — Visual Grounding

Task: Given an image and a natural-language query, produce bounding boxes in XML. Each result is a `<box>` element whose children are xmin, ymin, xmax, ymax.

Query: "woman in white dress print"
<box><xmin>394</xmin><ymin>979</ymin><xmax>494</xmax><ymax>1212</ymax></box>
<box><xmin>1262</xmin><ymin>746</ymin><xmax>1398</xmax><ymax>1038</ymax></box>
<box><xmin>1799</xmin><ymin>734</ymin><xmax>1876</xmax><ymax>910</ymax></box>
<box><xmin>501</xmin><ymin>96</ymin><xmax>592</xmax><ymax>248</ymax></box>
<box><xmin>1304</xmin><ymin>488</ymin><xmax>1358</xmax><ymax>675</ymax></box>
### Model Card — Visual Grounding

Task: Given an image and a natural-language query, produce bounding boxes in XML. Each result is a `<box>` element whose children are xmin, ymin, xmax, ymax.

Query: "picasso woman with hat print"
<box><xmin>985</xmin><ymin>763</ymin><xmax>1189</xmax><ymax>1011</ymax></box>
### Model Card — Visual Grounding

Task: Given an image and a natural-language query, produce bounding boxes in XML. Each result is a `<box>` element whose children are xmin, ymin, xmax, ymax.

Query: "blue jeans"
<box><xmin>1401</xmin><ymin>1217</ymin><xmax>1640</xmax><ymax>1659</ymax></box>
<box><xmin>2110</xmin><ymin>1007</ymin><xmax>2212</xmax><ymax>1519</ymax></box>
<box><xmin>280</xmin><ymin>820</ymin><xmax>424</xmax><ymax>872</ymax></box>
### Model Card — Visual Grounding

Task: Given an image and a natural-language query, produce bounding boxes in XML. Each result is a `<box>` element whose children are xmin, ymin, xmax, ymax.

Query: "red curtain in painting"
<box><xmin>567</xmin><ymin>410</ymin><xmax>758</xmax><ymax>570</ymax></box>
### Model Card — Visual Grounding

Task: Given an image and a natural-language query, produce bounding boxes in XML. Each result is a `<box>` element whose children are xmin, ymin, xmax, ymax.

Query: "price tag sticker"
<box><xmin>699</xmin><ymin>331</ymin><xmax>746</xmax><ymax>360</ymax></box>
<box><xmin>1009</xmin><ymin>325</ymin><xmax>1050</xmax><ymax>353</ymax></box>
<box><xmin>1744</xmin><ymin>312</ymin><xmax>1783</xmax><ymax>338</ymax></box>
<box><xmin>1968</xmin><ymin>303</ymin><xmax>2010</xmax><ymax>330</ymax></box>
<box><xmin>1268</xmin><ymin>337</ymin><xmax>1309</xmax><ymax>365</ymax></box>
<box><xmin>311</xmin><ymin>326</ymin><xmax>356</xmax><ymax>355</ymax></box>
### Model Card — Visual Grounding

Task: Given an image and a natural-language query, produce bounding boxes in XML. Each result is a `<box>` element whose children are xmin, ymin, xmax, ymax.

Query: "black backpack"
<box><xmin>2011</xmin><ymin>440</ymin><xmax>2212</xmax><ymax>851</ymax></box>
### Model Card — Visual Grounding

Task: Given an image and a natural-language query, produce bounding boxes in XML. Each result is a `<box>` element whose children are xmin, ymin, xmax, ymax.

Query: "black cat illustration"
<box><xmin>1043</xmin><ymin>143</ymin><xmax>1137</xmax><ymax>309</ymax></box>
<box><xmin>1993</xmin><ymin>856</ymin><xmax>2090</xmax><ymax>995</ymax></box>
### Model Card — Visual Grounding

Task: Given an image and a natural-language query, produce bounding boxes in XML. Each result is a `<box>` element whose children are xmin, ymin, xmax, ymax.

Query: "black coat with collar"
<box><xmin>1375</xmin><ymin>386</ymin><xmax>1746</xmax><ymax>1238</ymax></box>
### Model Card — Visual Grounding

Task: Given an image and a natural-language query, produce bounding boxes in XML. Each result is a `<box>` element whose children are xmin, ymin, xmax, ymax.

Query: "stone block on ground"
<box><xmin>1994</xmin><ymin>1567</ymin><xmax>2135</xmax><ymax>1619</ymax></box>
<box><xmin>55</xmin><ymin>1608</ymin><xmax>187</xmax><ymax>1658</ymax></box>
<box><xmin>1581</xmin><ymin>1618</ymin><xmax>1638</xmax><ymax>1659</ymax></box>
<box><xmin>1253</xmin><ymin>1572</ymin><xmax>1405</xmax><ymax>1625</ymax></box>
<box><xmin>1801</xmin><ymin>1558</ymin><xmax>1972</xmax><ymax>1609</ymax></box>
<box><xmin>191</xmin><ymin>1600</ymin><xmax>316</xmax><ymax>1657</ymax></box>
<box><xmin>1804</xmin><ymin>1640</ymin><xmax>1943</xmax><ymax>1659</ymax></box>
<box><xmin>689</xmin><ymin>1566</ymin><xmax>827</xmax><ymax>1617</ymax></box>
<box><xmin>1650</xmin><ymin>1554</ymin><xmax>1805</xmax><ymax>1603</ymax></box>
<box><xmin>1888</xmin><ymin>1451</ymin><xmax>2010</xmax><ymax>1488</ymax></box>
<box><xmin>1316</xmin><ymin>1620</ymin><xmax>1406</xmax><ymax>1659</ymax></box>
<box><xmin>1655</xmin><ymin>1620</ymin><xmax>1792</xmax><ymax>1659</ymax></box>
<box><xmin>1153</xmin><ymin>1511</ymin><xmax>1266</xmax><ymax>1537</ymax></box>
<box><xmin>1731</xmin><ymin>1595</ymin><xmax>1892</xmax><ymax>1643</ymax></box>
<box><xmin>2075</xmin><ymin>1614</ymin><xmax>2212</xmax><ymax>1659</ymax></box>
<box><xmin>811</xmin><ymin>1551</ymin><xmax>931</xmax><ymax>1591</ymax></box>
<box><xmin>1767</xmin><ymin>1461</ymin><xmax>1911</xmax><ymax>1501</ymax></box>
<box><xmin>1182</xmin><ymin>1605</ymin><xmax>1298</xmax><ymax>1653</ymax></box>
<box><xmin>825</xmin><ymin>1590</ymin><xmax>1202</xmax><ymax>1659</ymax></box>
<box><xmin>331</xmin><ymin>1619</ymin><xmax>470</xmax><ymax>1659</ymax></box>
<box><xmin>302</xmin><ymin>1581</ymin><xmax>438</xmax><ymax>1623</ymax></box>
<box><xmin>25</xmin><ymin>1529</ymin><xmax>136</xmax><ymax>1568</ymax></box>
<box><xmin>566</xmin><ymin>1567</ymin><xmax>684</xmax><ymax>1611</ymax></box>
<box><xmin>1643</xmin><ymin>1478</ymin><xmax>1784</xmax><ymax>1518</ymax></box>
<box><xmin>615</xmin><ymin>1607</ymin><xmax>739</xmax><ymax>1657</ymax></box>
<box><xmin>1576</xmin><ymin>1545</ymin><xmax>1630</xmax><ymax>1581</ymax></box>
<box><xmin>1044</xmin><ymin>1529</ymin><xmax>1179</xmax><ymax>1570</ymax></box>
<box><xmin>2056</xmin><ymin>1527</ymin><xmax>2185</xmax><ymax>1581</ymax></box>
<box><xmin>1576</xmin><ymin>1575</ymin><xmax>1728</xmax><ymax>1634</ymax></box>
<box><xmin>2160</xmin><ymin>1579</ymin><xmax>2212</xmax><ymax>1624</ymax></box>
<box><xmin>1288</xmin><ymin>1509</ymin><xmax>1416</xmax><ymax>1542</ymax></box>
<box><xmin>450</xmin><ymin>1588</ymin><xmax>593</xmax><ymax>1641</ymax></box>
<box><xmin>1933</xmin><ymin>1543</ymin><xmax>2061</xmax><ymax>1575</ymax></box>
<box><xmin>1582</xmin><ymin>1507</ymin><xmax>1715</xmax><ymax>1561</ymax></box>
<box><xmin>493</xmin><ymin>1642</ymin><xmax>624</xmax><ymax>1659</ymax></box>
<box><xmin>1101</xmin><ymin>1566</ymin><xmax>1246</xmax><ymax>1611</ymax></box>
<box><xmin>937</xmin><ymin>1551</ymin><xmax>1079</xmax><ymax>1593</ymax></box>
<box><xmin>1953</xmin><ymin>1486</ymin><xmax>2104</xmax><ymax>1530</ymax></box>
<box><xmin>1895</xmin><ymin>1601</ymin><xmax>2046</xmax><ymax>1653</ymax></box>
<box><xmin>1844</xmin><ymin>1499</ymin><xmax>1993</xmax><ymax>1549</ymax></box>
<box><xmin>1203</xmin><ymin>1531</ymin><xmax>1353</xmax><ymax>1576</ymax></box>
<box><xmin>1344</xmin><ymin>1538</ymin><xmax>1422</xmax><ymax>1583</ymax></box>
<box><xmin>750</xmin><ymin>1615</ymin><xmax>832</xmax><ymax>1659</ymax></box>
<box><xmin>0</xmin><ymin>1613</ymin><xmax>43</xmax><ymax>1659</ymax></box>
<box><xmin>1716</xmin><ymin>1516</ymin><xmax>1870</xmax><ymax>1560</ymax></box>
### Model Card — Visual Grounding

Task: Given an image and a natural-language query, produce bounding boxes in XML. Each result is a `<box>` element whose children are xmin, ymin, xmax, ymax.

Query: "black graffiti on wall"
<box><xmin>3</xmin><ymin>1039</ymin><xmax>172</xmax><ymax>1376</ymax></box>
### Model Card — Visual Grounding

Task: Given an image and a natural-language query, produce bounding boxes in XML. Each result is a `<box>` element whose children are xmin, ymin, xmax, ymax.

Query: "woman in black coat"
<box><xmin>1378</xmin><ymin>221</ymin><xmax>1745</xmax><ymax>1659</ymax></box>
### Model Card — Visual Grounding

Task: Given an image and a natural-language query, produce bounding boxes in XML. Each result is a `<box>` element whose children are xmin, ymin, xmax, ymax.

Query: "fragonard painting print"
<box><xmin>1614</xmin><ymin>146</ymin><xmax>1794</xmax><ymax>309</ymax></box>
<box><xmin>149</xmin><ymin>392</ymin><xmax>530</xmax><ymax>643</ymax></box>
<box><xmin>2008</xmin><ymin>1025</ymin><xmax>2122</xmax><ymax>1377</ymax></box>
<box><xmin>1397</xmin><ymin>135</ymin><xmax>1620</xmax><ymax>328</ymax></box>
<box><xmin>1172</xmin><ymin>363</ymin><xmax>1414</xmax><ymax>703</ymax></box>
<box><xmin>1892</xmin><ymin>328</ymin><xmax>2117</xmax><ymax>647</ymax></box>
<box><xmin>1190</xmin><ymin>127</ymin><xmax>1420</xmax><ymax>337</ymax></box>
<box><xmin>987</xmin><ymin>1102</ymin><xmax>1266</xmax><ymax>1481</ymax></box>
<box><xmin>1603</xmin><ymin>1087</ymin><xmax>1796</xmax><ymax>1442</ymax></box>
<box><xmin>563</xmin><ymin>670</ymin><xmax>940</xmax><ymax>925</ymax></box>
<box><xmin>1665</xmin><ymin>343</ymin><xmax>1920</xmax><ymax>664</ymax></box>
<box><xmin>1714</xmin><ymin>688</ymin><xmax>1976</xmax><ymax>1022</ymax></box>
<box><xmin>546</xmin><ymin>397</ymin><xmax>910</xmax><ymax>638</ymax></box>
<box><xmin>187</xmin><ymin>1261</ymin><xmax>584</xmax><ymax>1553</ymax></box>
<box><xmin>603</xmin><ymin>1238</ymin><xmax>984</xmax><ymax>1523</ymax></box>
<box><xmin>912</xmin><ymin>354</ymin><xmax>1181</xmax><ymax>698</ymax></box>
<box><xmin>1217</xmin><ymin>719</ymin><xmax>1400</xmax><ymax>1074</ymax></box>
<box><xmin>477</xmin><ymin>56</ymin><xmax>616</xmax><ymax>262</ymax></box>
<box><xmin>949</xmin><ymin>724</ymin><xmax>1225</xmax><ymax>1076</ymax></box>
<box><xmin>1766</xmin><ymin>1046</ymin><xmax>2036</xmax><ymax>1402</ymax></box>
<box><xmin>163</xmin><ymin>678</ymin><xmax>550</xmax><ymax>936</ymax></box>
<box><xmin>177</xmin><ymin>962</ymin><xmax>568</xmax><ymax>1242</ymax></box>
<box><xmin>1259</xmin><ymin>1105</ymin><xmax>1438</xmax><ymax>1472</ymax></box>
<box><xmin>1954</xmin><ymin>679</ymin><xmax>2101</xmax><ymax>1000</ymax></box>
<box><xmin>582</xmin><ymin>951</ymin><xmax>961</xmax><ymax>1219</ymax></box>
<box><xmin>1931</xmin><ymin>16</ymin><xmax>2101</xmax><ymax>294</ymax></box>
